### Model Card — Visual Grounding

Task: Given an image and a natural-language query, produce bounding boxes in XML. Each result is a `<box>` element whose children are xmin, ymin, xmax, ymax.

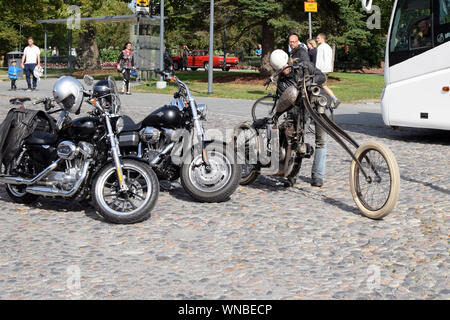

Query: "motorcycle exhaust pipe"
<box><xmin>25</xmin><ymin>161</ymin><xmax>90</xmax><ymax>197</ymax></box>
<box><xmin>0</xmin><ymin>159</ymin><xmax>61</xmax><ymax>185</ymax></box>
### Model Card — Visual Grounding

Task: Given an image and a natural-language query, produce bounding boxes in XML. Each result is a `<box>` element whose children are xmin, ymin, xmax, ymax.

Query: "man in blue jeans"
<box><xmin>21</xmin><ymin>37</ymin><xmax>41</xmax><ymax>91</ymax></box>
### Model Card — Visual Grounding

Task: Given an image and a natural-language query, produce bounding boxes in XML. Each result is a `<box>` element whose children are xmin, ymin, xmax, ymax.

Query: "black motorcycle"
<box><xmin>118</xmin><ymin>70</ymin><xmax>241</xmax><ymax>202</ymax></box>
<box><xmin>0</xmin><ymin>75</ymin><xmax>159</xmax><ymax>224</ymax></box>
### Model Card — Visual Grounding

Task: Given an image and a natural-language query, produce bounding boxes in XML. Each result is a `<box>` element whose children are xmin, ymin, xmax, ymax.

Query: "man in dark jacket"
<box><xmin>288</xmin><ymin>34</ymin><xmax>310</xmax><ymax>63</ymax></box>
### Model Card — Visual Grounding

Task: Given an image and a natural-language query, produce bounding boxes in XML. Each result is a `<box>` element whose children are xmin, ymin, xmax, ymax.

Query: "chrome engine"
<box><xmin>0</xmin><ymin>141</ymin><xmax>95</xmax><ymax>197</ymax></box>
<box><xmin>38</xmin><ymin>141</ymin><xmax>94</xmax><ymax>191</ymax></box>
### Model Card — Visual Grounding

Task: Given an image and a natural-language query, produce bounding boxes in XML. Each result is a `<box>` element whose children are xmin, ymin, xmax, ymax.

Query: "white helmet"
<box><xmin>270</xmin><ymin>49</ymin><xmax>289</xmax><ymax>71</ymax></box>
<box><xmin>53</xmin><ymin>76</ymin><xmax>85</xmax><ymax>114</ymax></box>
<box><xmin>33</xmin><ymin>66</ymin><xmax>44</xmax><ymax>80</ymax></box>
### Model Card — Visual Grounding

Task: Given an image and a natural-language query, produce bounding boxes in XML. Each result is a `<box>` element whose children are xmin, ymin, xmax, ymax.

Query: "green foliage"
<box><xmin>100</xmin><ymin>48</ymin><xmax>120</xmax><ymax>62</ymax></box>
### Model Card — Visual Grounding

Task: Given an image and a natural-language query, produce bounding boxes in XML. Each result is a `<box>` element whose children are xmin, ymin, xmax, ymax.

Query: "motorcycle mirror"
<box><xmin>83</xmin><ymin>74</ymin><xmax>94</xmax><ymax>86</ymax></box>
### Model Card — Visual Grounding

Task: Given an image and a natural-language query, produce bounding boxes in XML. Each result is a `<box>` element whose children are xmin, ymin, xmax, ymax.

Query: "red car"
<box><xmin>172</xmin><ymin>50</ymin><xmax>239</xmax><ymax>71</ymax></box>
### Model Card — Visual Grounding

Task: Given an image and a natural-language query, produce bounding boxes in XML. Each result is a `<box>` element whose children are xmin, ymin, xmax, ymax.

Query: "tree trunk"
<box><xmin>79</xmin><ymin>24</ymin><xmax>100</xmax><ymax>70</ymax></box>
<box><xmin>260</xmin><ymin>22</ymin><xmax>275</xmax><ymax>77</ymax></box>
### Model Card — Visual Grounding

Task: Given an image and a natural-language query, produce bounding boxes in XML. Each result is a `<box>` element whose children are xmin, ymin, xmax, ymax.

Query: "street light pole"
<box><xmin>308</xmin><ymin>12</ymin><xmax>312</xmax><ymax>39</ymax></box>
<box><xmin>207</xmin><ymin>0</ymin><xmax>214</xmax><ymax>95</ymax></box>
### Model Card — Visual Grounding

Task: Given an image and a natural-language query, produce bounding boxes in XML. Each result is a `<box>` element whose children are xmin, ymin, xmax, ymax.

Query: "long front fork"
<box><xmin>105</xmin><ymin>117</ymin><xmax>128</xmax><ymax>191</ymax></box>
<box><xmin>190</xmin><ymin>99</ymin><xmax>211</xmax><ymax>170</ymax></box>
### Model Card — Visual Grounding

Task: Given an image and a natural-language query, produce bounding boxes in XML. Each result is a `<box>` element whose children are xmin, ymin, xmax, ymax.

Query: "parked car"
<box><xmin>171</xmin><ymin>50</ymin><xmax>239</xmax><ymax>71</ymax></box>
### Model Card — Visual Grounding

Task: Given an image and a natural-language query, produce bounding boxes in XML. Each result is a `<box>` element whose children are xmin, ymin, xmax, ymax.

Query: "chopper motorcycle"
<box><xmin>234</xmin><ymin>51</ymin><xmax>400</xmax><ymax>219</ymax></box>
<box><xmin>118</xmin><ymin>69</ymin><xmax>240</xmax><ymax>202</ymax></box>
<box><xmin>0</xmin><ymin>76</ymin><xmax>159</xmax><ymax>224</ymax></box>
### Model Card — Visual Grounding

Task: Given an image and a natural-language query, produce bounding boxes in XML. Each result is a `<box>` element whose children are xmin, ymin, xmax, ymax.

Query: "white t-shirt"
<box><xmin>316</xmin><ymin>43</ymin><xmax>333</xmax><ymax>73</ymax></box>
<box><xmin>23</xmin><ymin>45</ymin><xmax>40</xmax><ymax>64</ymax></box>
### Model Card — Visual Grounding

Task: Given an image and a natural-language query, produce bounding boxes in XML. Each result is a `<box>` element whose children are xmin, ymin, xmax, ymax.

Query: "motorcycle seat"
<box><xmin>10</xmin><ymin>98</ymin><xmax>31</xmax><ymax>105</ymax></box>
<box><xmin>122</xmin><ymin>115</ymin><xmax>142</xmax><ymax>132</ymax></box>
<box><xmin>26</xmin><ymin>131</ymin><xmax>58</xmax><ymax>145</ymax></box>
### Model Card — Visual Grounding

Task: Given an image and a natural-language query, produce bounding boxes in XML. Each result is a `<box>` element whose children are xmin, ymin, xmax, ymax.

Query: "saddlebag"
<box><xmin>0</xmin><ymin>108</ymin><xmax>56</xmax><ymax>168</ymax></box>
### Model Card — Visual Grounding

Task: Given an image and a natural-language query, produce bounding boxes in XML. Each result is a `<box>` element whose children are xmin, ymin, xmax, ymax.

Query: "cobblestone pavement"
<box><xmin>0</xmin><ymin>82</ymin><xmax>448</xmax><ymax>299</ymax></box>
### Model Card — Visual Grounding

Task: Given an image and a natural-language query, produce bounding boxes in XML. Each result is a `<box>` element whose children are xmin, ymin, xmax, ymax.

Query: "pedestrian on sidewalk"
<box><xmin>117</xmin><ymin>42</ymin><xmax>136</xmax><ymax>95</ymax></box>
<box><xmin>315</xmin><ymin>33</ymin><xmax>341</xmax><ymax>108</ymax></box>
<box><xmin>180</xmin><ymin>44</ymin><xmax>189</xmax><ymax>71</ymax></box>
<box><xmin>307</xmin><ymin>39</ymin><xmax>318</xmax><ymax>65</ymax></box>
<box><xmin>8</xmin><ymin>60</ymin><xmax>22</xmax><ymax>91</ymax></box>
<box><xmin>21</xmin><ymin>37</ymin><xmax>40</xmax><ymax>91</ymax></box>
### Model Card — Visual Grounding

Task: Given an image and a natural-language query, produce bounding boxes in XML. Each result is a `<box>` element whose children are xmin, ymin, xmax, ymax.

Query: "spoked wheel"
<box><xmin>234</xmin><ymin>125</ymin><xmax>260</xmax><ymax>185</ymax></box>
<box><xmin>252</xmin><ymin>95</ymin><xmax>276</xmax><ymax>122</ymax></box>
<box><xmin>180</xmin><ymin>142</ymin><xmax>240</xmax><ymax>202</ymax></box>
<box><xmin>93</xmin><ymin>160</ymin><xmax>159</xmax><ymax>224</ymax></box>
<box><xmin>350</xmin><ymin>141</ymin><xmax>400</xmax><ymax>219</ymax></box>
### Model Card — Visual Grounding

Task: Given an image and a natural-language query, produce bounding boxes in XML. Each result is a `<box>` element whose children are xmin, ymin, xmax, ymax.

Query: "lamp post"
<box><xmin>207</xmin><ymin>0</ymin><xmax>214</xmax><ymax>95</ymax></box>
<box><xmin>156</xmin><ymin>0</ymin><xmax>167</xmax><ymax>89</ymax></box>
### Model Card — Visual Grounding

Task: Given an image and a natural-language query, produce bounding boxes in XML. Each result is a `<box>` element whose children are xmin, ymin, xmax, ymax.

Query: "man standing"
<box><xmin>21</xmin><ymin>37</ymin><xmax>40</xmax><ymax>91</ymax></box>
<box><xmin>288</xmin><ymin>34</ymin><xmax>310</xmax><ymax>63</ymax></box>
<box><xmin>316</xmin><ymin>33</ymin><xmax>340</xmax><ymax>108</ymax></box>
<box><xmin>287</xmin><ymin>33</ymin><xmax>326</xmax><ymax>187</ymax></box>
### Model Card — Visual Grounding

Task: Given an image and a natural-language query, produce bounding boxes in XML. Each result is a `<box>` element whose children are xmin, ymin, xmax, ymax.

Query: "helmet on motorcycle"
<box><xmin>53</xmin><ymin>76</ymin><xmax>84</xmax><ymax>114</ymax></box>
<box><xmin>270</xmin><ymin>49</ymin><xmax>289</xmax><ymax>71</ymax></box>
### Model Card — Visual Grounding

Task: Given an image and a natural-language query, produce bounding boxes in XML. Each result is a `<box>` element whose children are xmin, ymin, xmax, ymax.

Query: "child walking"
<box><xmin>8</xmin><ymin>60</ymin><xmax>22</xmax><ymax>91</ymax></box>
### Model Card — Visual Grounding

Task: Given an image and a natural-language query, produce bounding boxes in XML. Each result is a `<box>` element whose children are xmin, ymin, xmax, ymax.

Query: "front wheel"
<box><xmin>92</xmin><ymin>160</ymin><xmax>159</xmax><ymax>224</ymax></box>
<box><xmin>180</xmin><ymin>142</ymin><xmax>240</xmax><ymax>202</ymax></box>
<box><xmin>349</xmin><ymin>141</ymin><xmax>400</xmax><ymax>219</ymax></box>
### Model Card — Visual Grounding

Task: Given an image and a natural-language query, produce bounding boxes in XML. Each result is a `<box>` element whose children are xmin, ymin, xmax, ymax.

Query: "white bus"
<box><xmin>381</xmin><ymin>0</ymin><xmax>450</xmax><ymax>130</ymax></box>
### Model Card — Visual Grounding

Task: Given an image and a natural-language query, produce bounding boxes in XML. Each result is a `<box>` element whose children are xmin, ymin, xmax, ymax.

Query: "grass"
<box><xmin>134</xmin><ymin>70</ymin><xmax>385</xmax><ymax>103</ymax></box>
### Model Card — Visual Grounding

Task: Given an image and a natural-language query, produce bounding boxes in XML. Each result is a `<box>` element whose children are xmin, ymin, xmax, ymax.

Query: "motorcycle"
<box><xmin>233</xmin><ymin>63</ymin><xmax>400</xmax><ymax>219</ymax></box>
<box><xmin>118</xmin><ymin>69</ymin><xmax>241</xmax><ymax>202</ymax></box>
<box><xmin>0</xmin><ymin>75</ymin><xmax>159</xmax><ymax>224</ymax></box>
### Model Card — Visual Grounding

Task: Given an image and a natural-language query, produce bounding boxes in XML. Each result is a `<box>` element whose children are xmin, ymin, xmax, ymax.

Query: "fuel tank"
<box><xmin>142</xmin><ymin>105</ymin><xmax>184</xmax><ymax>129</ymax></box>
<box><xmin>60</xmin><ymin>117</ymin><xmax>102</xmax><ymax>141</ymax></box>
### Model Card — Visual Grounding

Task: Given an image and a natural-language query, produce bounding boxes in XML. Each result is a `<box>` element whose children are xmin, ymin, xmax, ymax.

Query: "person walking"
<box><xmin>8</xmin><ymin>60</ymin><xmax>22</xmax><ymax>91</ymax></box>
<box><xmin>21</xmin><ymin>37</ymin><xmax>40</xmax><ymax>91</ymax></box>
<box><xmin>180</xmin><ymin>44</ymin><xmax>189</xmax><ymax>71</ymax></box>
<box><xmin>316</xmin><ymin>33</ymin><xmax>341</xmax><ymax>108</ymax></box>
<box><xmin>117</xmin><ymin>42</ymin><xmax>136</xmax><ymax>95</ymax></box>
<box><xmin>307</xmin><ymin>39</ymin><xmax>318</xmax><ymax>65</ymax></box>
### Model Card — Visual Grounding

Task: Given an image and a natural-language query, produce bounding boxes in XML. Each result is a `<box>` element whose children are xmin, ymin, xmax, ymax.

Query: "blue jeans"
<box><xmin>25</xmin><ymin>63</ymin><xmax>37</xmax><ymax>89</ymax></box>
<box><xmin>311</xmin><ymin>121</ymin><xmax>327</xmax><ymax>179</ymax></box>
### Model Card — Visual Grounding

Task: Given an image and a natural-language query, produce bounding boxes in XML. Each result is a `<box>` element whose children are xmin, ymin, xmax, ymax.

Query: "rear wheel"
<box><xmin>240</xmin><ymin>165</ymin><xmax>259</xmax><ymax>185</ymax></box>
<box><xmin>173</xmin><ymin>61</ymin><xmax>180</xmax><ymax>71</ymax></box>
<box><xmin>3</xmin><ymin>161</ymin><xmax>39</xmax><ymax>204</ymax></box>
<box><xmin>349</xmin><ymin>141</ymin><xmax>400</xmax><ymax>219</ymax></box>
<box><xmin>92</xmin><ymin>160</ymin><xmax>159</xmax><ymax>224</ymax></box>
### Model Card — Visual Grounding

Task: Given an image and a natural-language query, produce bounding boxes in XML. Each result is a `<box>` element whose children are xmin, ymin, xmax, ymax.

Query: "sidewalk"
<box><xmin>0</xmin><ymin>78</ymin><xmax>384</xmax><ymax>127</ymax></box>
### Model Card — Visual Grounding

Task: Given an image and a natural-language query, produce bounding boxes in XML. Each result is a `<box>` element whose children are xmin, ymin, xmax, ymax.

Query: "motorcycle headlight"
<box><xmin>197</xmin><ymin>104</ymin><xmax>208</xmax><ymax>120</ymax></box>
<box><xmin>115</xmin><ymin>116</ymin><xmax>124</xmax><ymax>134</ymax></box>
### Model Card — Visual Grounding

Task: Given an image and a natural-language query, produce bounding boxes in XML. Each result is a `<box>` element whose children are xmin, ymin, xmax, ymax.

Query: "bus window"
<box><xmin>410</xmin><ymin>18</ymin><xmax>433</xmax><ymax>49</ymax></box>
<box><xmin>389</xmin><ymin>0</ymin><xmax>432</xmax><ymax>52</ymax></box>
<box><xmin>440</xmin><ymin>0</ymin><xmax>450</xmax><ymax>24</ymax></box>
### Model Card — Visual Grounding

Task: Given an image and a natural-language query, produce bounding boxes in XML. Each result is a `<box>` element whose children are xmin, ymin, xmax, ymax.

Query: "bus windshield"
<box><xmin>390</xmin><ymin>0</ymin><xmax>432</xmax><ymax>52</ymax></box>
